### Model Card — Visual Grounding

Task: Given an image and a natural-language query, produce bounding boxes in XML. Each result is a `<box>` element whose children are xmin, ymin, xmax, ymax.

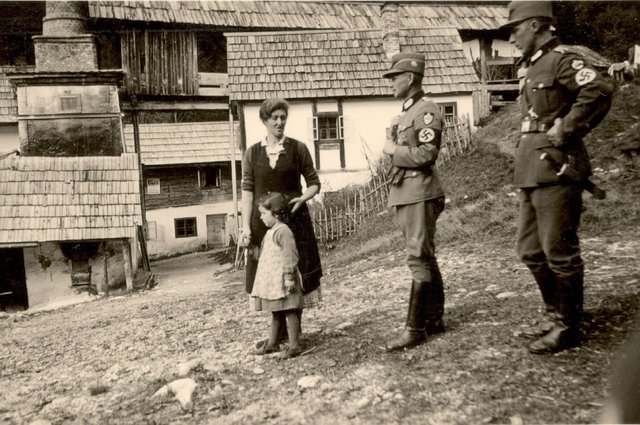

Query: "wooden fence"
<box><xmin>311</xmin><ymin>114</ymin><xmax>475</xmax><ymax>244</ymax></box>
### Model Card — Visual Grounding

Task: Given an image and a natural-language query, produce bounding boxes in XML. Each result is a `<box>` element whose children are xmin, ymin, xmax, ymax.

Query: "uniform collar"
<box><xmin>402</xmin><ymin>90</ymin><xmax>425</xmax><ymax>112</ymax></box>
<box><xmin>527</xmin><ymin>37</ymin><xmax>560</xmax><ymax>65</ymax></box>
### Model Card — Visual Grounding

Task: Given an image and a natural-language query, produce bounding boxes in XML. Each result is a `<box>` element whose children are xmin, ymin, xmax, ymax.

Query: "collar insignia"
<box><xmin>531</xmin><ymin>50</ymin><xmax>543</xmax><ymax>63</ymax></box>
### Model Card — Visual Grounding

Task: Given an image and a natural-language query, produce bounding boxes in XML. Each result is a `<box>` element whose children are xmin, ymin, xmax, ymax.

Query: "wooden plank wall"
<box><xmin>121</xmin><ymin>30</ymin><xmax>199</xmax><ymax>96</ymax></box>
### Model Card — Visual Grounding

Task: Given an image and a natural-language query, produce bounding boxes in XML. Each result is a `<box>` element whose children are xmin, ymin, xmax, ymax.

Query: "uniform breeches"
<box><xmin>396</xmin><ymin>197</ymin><xmax>445</xmax><ymax>282</ymax></box>
<box><xmin>517</xmin><ymin>185</ymin><xmax>584</xmax><ymax>278</ymax></box>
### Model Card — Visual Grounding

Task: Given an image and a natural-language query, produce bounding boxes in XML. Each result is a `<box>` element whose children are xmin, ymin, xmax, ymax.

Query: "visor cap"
<box><xmin>383</xmin><ymin>52</ymin><xmax>425</xmax><ymax>78</ymax></box>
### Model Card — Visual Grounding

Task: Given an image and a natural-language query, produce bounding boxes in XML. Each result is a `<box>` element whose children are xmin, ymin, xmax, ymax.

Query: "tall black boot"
<box><xmin>521</xmin><ymin>265</ymin><xmax>557</xmax><ymax>338</ymax></box>
<box><xmin>425</xmin><ymin>261</ymin><xmax>445</xmax><ymax>335</ymax></box>
<box><xmin>386</xmin><ymin>280</ymin><xmax>428</xmax><ymax>352</ymax></box>
<box><xmin>529</xmin><ymin>274</ymin><xmax>581</xmax><ymax>354</ymax></box>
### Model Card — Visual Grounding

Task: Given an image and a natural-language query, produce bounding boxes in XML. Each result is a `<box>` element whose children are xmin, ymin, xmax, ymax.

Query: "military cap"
<box><xmin>500</xmin><ymin>1</ymin><xmax>553</xmax><ymax>29</ymax></box>
<box><xmin>382</xmin><ymin>52</ymin><xmax>425</xmax><ymax>78</ymax></box>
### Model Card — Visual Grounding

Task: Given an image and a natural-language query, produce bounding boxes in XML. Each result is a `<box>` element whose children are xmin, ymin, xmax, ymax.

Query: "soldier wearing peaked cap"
<box><xmin>382</xmin><ymin>52</ymin><xmax>447</xmax><ymax>352</ymax></box>
<box><xmin>501</xmin><ymin>1</ymin><xmax>613</xmax><ymax>353</ymax></box>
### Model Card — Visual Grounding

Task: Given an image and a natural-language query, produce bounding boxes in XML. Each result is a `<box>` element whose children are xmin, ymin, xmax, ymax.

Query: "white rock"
<box><xmin>496</xmin><ymin>291</ymin><xmax>517</xmax><ymax>300</ymax></box>
<box><xmin>176</xmin><ymin>359</ymin><xmax>201</xmax><ymax>377</ymax></box>
<box><xmin>335</xmin><ymin>322</ymin><xmax>354</xmax><ymax>330</ymax></box>
<box><xmin>355</xmin><ymin>397</ymin><xmax>369</xmax><ymax>409</ymax></box>
<box><xmin>297</xmin><ymin>375</ymin><xmax>322</xmax><ymax>389</ymax></box>
<box><xmin>153</xmin><ymin>378</ymin><xmax>197</xmax><ymax>409</ymax></box>
<box><xmin>253</xmin><ymin>367</ymin><xmax>265</xmax><ymax>375</ymax></box>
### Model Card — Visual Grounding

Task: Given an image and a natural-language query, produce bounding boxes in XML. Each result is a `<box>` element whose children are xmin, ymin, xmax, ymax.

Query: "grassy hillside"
<box><xmin>328</xmin><ymin>81</ymin><xmax>640</xmax><ymax>267</ymax></box>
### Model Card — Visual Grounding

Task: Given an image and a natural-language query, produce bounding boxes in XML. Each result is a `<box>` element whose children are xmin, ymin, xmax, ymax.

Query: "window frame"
<box><xmin>199</xmin><ymin>166</ymin><xmax>222</xmax><ymax>189</ymax></box>
<box><xmin>311</xmin><ymin>102</ymin><xmax>345</xmax><ymax>170</ymax></box>
<box><xmin>174</xmin><ymin>217</ymin><xmax>197</xmax><ymax>238</ymax></box>
<box><xmin>437</xmin><ymin>102</ymin><xmax>458</xmax><ymax>124</ymax></box>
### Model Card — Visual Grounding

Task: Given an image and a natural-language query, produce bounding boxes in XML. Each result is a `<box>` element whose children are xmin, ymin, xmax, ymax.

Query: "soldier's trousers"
<box><xmin>396</xmin><ymin>197</ymin><xmax>445</xmax><ymax>282</ymax></box>
<box><xmin>517</xmin><ymin>184</ymin><xmax>584</xmax><ymax>279</ymax></box>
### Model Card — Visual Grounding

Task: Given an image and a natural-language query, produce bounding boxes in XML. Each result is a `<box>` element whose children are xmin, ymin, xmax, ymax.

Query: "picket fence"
<box><xmin>311</xmin><ymin>114</ymin><xmax>473</xmax><ymax>244</ymax></box>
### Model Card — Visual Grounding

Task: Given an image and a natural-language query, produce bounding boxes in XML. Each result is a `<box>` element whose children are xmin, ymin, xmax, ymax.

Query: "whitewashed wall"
<box><xmin>24</xmin><ymin>239</ymin><xmax>136</xmax><ymax>308</ymax></box>
<box><xmin>242</xmin><ymin>94</ymin><xmax>474</xmax><ymax>192</ymax></box>
<box><xmin>146</xmin><ymin>200</ymin><xmax>236</xmax><ymax>259</ymax></box>
<box><xmin>0</xmin><ymin>124</ymin><xmax>19</xmax><ymax>153</ymax></box>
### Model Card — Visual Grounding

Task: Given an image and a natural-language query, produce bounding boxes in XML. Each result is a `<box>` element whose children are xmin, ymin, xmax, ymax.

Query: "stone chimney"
<box><xmin>381</xmin><ymin>2</ymin><xmax>400</xmax><ymax>60</ymax></box>
<box><xmin>7</xmin><ymin>0</ymin><xmax>124</xmax><ymax>157</ymax></box>
<box><xmin>33</xmin><ymin>1</ymin><xmax>98</xmax><ymax>72</ymax></box>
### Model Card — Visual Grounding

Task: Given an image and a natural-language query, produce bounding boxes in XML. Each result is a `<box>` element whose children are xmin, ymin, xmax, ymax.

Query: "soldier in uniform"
<box><xmin>500</xmin><ymin>1</ymin><xmax>613</xmax><ymax>353</ymax></box>
<box><xmin>381</xmin><ymin>52</ymin><xmax>447</xmax><ymax>352</ymax></box>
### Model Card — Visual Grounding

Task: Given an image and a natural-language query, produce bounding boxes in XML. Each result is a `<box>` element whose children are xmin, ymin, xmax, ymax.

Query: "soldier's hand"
<box><xmin>547</xmin><ymin>118</ymin><xmax>564</xmax><ymax>146</ymax></box>
<box><xmin>383</xmin><ymin>139</ymin><xmax>396</xmax><ymax>155</ymax></box>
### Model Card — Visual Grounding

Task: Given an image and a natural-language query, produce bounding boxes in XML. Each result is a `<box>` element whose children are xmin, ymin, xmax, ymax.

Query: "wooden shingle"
<box><xmin>0</xmin><ymin>153</ymin><xmax>142</xmax><ymax>245</ymax></box>
<box><xmin>123</xmin><ymin>121</ymin><xmax>241</xmax><ymax>166</ymax></box>
<box><xmin>88</xmin><ymin>1</ymin><xmax>507</xmax><ymax>30</ymax></box>
<box><xmin>227</xmin><ymin>27</ymin><xmax>480</xmax><ymax>101</ymax></box>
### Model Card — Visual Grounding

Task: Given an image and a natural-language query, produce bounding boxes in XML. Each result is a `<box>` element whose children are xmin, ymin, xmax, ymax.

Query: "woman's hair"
<box><xmin>259</xmin><ymin>98</ymin><xmax>289</xmax><ymax>122</ymax></box>
<box><xmin>257</xmin><ymin>192</ymin><xmax>290</xmax><ymax>223</ymax></box>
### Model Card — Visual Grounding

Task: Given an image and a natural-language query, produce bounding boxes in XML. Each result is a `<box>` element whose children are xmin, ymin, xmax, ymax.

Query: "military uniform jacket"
<box><xmin>387</xmin><ymin>91</ymin><xmax>445</xmax><ymax>207</ymax></box>
<box><xmin>515</xmin><ymin>37</ymin><xmax>613</xmax><ymax>188</ymax></box>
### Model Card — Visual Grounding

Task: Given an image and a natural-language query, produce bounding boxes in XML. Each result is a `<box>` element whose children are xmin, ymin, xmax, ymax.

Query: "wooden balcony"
<box><xmin>197</xmin><ymin>72</ymin><xmax>228</xmax><ymax>97</ymax></box>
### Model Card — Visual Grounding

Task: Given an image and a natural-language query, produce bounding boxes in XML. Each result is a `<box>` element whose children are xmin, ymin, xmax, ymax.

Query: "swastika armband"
<box><xmin>418</xmin><ymin>128</ymin><xmax>435</xmax><ymax>143</ymax></box>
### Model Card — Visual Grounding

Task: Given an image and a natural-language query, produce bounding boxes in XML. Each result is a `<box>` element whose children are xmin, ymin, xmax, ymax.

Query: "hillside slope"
<box><xmin>328</xmin><ymin>81</ymin><xmax>640</xmax><ymax>267</ymax></box>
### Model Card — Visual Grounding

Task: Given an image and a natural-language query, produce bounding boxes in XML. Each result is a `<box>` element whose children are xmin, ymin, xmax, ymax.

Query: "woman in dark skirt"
<box><xmin>240</xmin><ymin>98</ymin><xmax>323</xmax><ymax>347</ymax></box>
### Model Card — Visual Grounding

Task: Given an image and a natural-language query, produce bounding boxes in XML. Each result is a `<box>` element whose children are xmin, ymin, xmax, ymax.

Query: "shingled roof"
<box><xmin>123</xmin><ymin>121</ymin><xmax>241</xmax><ymax>166</ymax></box>
<box><xmin>226</xmin><ymin>27</ymin><xmax>479</xmax><ymax>101</ymax></box>
<box><xmin>88</xmin><ymin>1</ymin><xmax>507</xmax><ymax>31</ymax></box>
<box><xmin>0</xmin><ymin>66</ymin><xmax>34</xmax><ymax>123</ymax></box>
<box><xmin>0</xmin><ymin>152</ymin><xmax>142</xmax><ymax>245</ymax></box>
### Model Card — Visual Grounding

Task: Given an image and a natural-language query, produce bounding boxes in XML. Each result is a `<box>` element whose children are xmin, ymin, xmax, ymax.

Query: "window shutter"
<box><xmin>312</xmin><ymin>116</ymin><xmax>319</xmax><ymax>141</ymax></box>
<box><xmin>338</xmin><ymin>116</ymin><xmax>344</xmax><ymax>139</ymax></box>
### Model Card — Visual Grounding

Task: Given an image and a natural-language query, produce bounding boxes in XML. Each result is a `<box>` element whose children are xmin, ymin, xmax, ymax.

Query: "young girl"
<box><xmin>251</xmin><ymin>192</ymin><xmax>303</xmax><ymax>359</ymax></box>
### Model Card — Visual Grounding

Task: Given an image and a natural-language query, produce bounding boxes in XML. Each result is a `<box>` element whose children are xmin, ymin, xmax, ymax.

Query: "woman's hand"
<box><xmin>239</xmin><ymin>227</ymin><xmax>251</xmax><ymax>247</ymax></box>
<box><xmin>289</xmin><ymin>197</ymin><xmax>305</xmax><ymax>214</ymax></box>
<box><xmin>284</xmin><ymin>279</ymin><xmax>295</xmax><ymax>293</ymax></box>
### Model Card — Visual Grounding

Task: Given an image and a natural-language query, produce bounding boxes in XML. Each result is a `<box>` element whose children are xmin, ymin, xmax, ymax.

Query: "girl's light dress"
<box><xmin>251</xmin><ymin>222</ymin><xmax>304</xmax><ymax>312</ymax></box>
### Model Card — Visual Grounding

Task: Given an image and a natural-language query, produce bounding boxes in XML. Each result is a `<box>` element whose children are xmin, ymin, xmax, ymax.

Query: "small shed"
<box><xmin>0</xmin><ymin>152</ymin><xmax>142</xmax><ymax>310</ymax></box>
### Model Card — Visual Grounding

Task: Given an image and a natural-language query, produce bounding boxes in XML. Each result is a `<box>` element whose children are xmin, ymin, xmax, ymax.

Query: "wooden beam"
<box><xmin>198</xmin><ymin>72</ymin><xmax>229</xmax><ymax>87</ymax></box>
<box><xmin>100</xmin><ymin>241</ymin><xmax>109</xmax><ymax>296</ymax></box>
<box><xmin>122</xmin><ymin>239</ymin><xmax>133</xmax><ymax>291</ymax></box>
<box><xmin>121</xmin><ymin>101</ymin><xmax>229</xmax><ymax>111</ymax></box>
<box><xmin>197</xmin><ymin>87</ymin><xmax>229</xmax><ymax>97</ymax></box>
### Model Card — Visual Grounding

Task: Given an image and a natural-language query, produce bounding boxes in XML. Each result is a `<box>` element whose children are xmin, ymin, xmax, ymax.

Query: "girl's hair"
<box><xmin>257</xmin><ymin>192</ymin><xmax>290</xmax><ymax>223</ymax></box>
<box><xmin>259</xmin><ymin>98</ymin><xmax>289</xmax><ymax>122</ymax></box>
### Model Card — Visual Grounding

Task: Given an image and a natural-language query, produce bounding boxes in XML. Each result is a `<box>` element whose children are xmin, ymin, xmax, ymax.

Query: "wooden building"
<box><xmin>227</xmin><ymin>27</ymin><xmax>480</xmax><ymax>190</ymax></box>
<box><xmin>123</xmin><ymin>121</ymin><xmax>241</xmax><ymax>258</ymax></box>
<box><xmin>0</xmin><ymin>0</ymin><xmax>512</xmax><ymax>268</ymax></box>
<box><xmin>0</xmin><ymin>152</ymin><xmax>141</xmax><ymax>310</ymax></box>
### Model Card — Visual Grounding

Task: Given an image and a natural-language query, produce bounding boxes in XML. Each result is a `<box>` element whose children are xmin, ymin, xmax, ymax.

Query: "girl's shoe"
<box><xmin>279</xmin><ymin>346</ymin><xmax>302</xmax><ymax>359</ymax></box>
<box><xmin>253</xmin><ymin>343</ymin><xmax>279</xmax><ymax>355</ymax></box>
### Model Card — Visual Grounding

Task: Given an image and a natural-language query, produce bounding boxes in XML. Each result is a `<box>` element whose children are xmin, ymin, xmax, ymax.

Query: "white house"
<box><xmin>123</xmin><ymin>121</ymin><xmax>241</xmax><ymax>259</ymax></box>
<box><xmin>226</xmin><ymin>27</ymin><xmax>480</xmax><ymax>191</ymax></box>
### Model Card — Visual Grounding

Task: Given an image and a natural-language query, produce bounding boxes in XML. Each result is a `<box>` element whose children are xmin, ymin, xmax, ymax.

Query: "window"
<box><xmin>175</xmin><ymin>218</ymin><xmax>197</xmax><ymax>238</ymax></box>
<box><xmin>437</xmin><ymin>102</ymin><xmax>457</xmax><ymax>124</ymax></box>
<box><xmin>312</xmin><ymin>111</ymin><xmax>345</xmax><ymax>170</ymax></box>
<box><xmin>200</xmin><ymin>166</ymin><xmax>222</xmax><ymax>188</ymax></box>
<box><xmin>146</xmin><ymin>178</ymin><xmax>160</xmax><ymax>195</ymax></box>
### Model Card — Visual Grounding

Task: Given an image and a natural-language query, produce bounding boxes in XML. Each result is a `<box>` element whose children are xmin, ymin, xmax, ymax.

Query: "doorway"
<box><xmin>0</xmin><ymin>248</ymin><xmax>28</xmax><ymax>312</ymax></box>
<box><xmin>206</xmin><ymin>214</ymin><xmax>226</xmax><ymax>249</ymax></box>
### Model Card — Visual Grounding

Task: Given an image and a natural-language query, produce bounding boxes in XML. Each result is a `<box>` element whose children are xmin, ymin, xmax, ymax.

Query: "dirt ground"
<box><xmin>1</xmin><ymin>225</ymin><xmax>639</xmax><ymax>424</ymax></box>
